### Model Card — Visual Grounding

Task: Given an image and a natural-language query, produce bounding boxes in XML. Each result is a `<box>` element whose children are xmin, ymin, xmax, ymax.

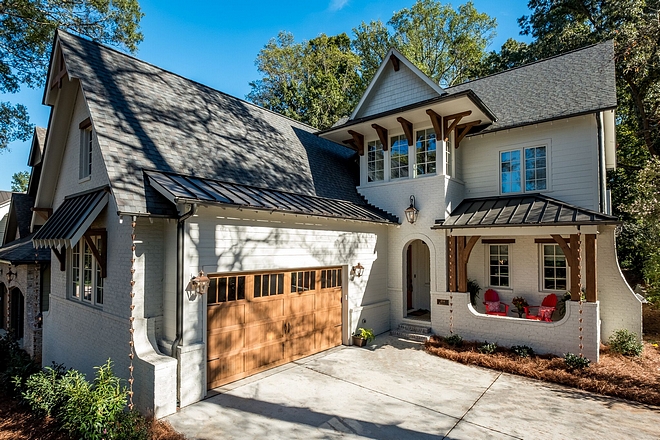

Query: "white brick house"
<box><xmin>29</xmin><ymin>31</ymin><xmax>640</xmax><ymax>418</ymax></box>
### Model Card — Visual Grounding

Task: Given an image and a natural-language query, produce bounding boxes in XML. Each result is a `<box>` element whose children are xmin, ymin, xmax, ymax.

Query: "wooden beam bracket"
<box><xmin>371</xmin><ymin>124</ymin><xmax>389</xmax><ymax>151</ymax></box>
<box><xmin>426</xmin><ymin>109</ymin><xmax>443</xmax><ymax>140</ymax></box>
<box><xmin>347</xmin><ymin>130</ymin><xmax>365</xmax><ymax>156</ymax></box>
<box><xmin>455</xmin><ymin>120</ymin><xmax>482</xmax><ymax>147</ymax></box>
<box><xmin>84</xmin><ymin>229</ymin><xmax>107</xmax><ymax>278</ymax></box>
<box><xmin>52</xmin><ymin>247</ymin><xmax>66</xmax><ymax>272</ymax></box>
<box><xmin>396</xmin><ymin>117</ymin><xmax>414</xmax><ymax>146</ymax></box>
<box><xmin>31</xmin><ymin>207</ymin><xmax>53</xmax><ymax>221</ymax></box>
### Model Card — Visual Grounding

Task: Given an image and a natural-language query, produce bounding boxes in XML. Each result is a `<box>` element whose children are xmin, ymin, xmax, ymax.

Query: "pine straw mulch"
<box><xmin>0</xmin><ymin>392</ymin><xmax>186</xmax><ymax>440</ymax></box>
<box><xmin>425</xmin><ymin>303</ymin><xmax>660</xmax><ymax>407</ymax></box>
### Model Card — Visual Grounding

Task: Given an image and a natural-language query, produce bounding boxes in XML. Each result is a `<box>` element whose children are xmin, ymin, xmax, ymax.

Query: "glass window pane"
<box><xmin>291</xmin><ymin>272</ymin><xmax>297</xmax><ymax>293</ymax></box>
<box><xmin>228</xmin><ymin>277</ymin><xmax>236</xmax><ymax>301</ymax></box>
<box><xmin>209</xmin><ymin>278</ymin><xmax>218</xmax><ymax>303</ymax></box>
<box><xmin>263</xmin><ymin>275</ymin><xmax>270</xmax><ymax>296</ymax></box>
<box><xmin>238</xmin><ymin>276</ymin><xmax>245</xmax><ymax>300</ymax></box>
<box><xmin>218</xmin><ymin>278</ymin><xmax>227</xmax><ymax>302</ymax></box>
<box><xmin>277</xmin><ymin>274</ymin><xmax>284</xmax><ymax>295</ymax></box>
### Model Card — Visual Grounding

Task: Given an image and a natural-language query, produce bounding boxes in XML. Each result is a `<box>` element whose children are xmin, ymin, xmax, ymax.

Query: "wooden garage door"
<box><xmin>207</xmin><ymin>267</ymin><xmax>342</xmax><ymax>389</ymax></box>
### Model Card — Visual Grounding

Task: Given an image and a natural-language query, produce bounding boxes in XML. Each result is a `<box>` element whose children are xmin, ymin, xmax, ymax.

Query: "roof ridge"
<box><xmin>446</xmin><ymin>40</ymin><xmax>613</xmax><ymax>91</ymax></box>
<box><xmin>56</xmin><ymin>29</ymin><xmax>328</xmax><ymax>135</ymax></box>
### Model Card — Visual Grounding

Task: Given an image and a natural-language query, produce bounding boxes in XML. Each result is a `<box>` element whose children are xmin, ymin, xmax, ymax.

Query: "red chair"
<box><xmin>524</xmin><ymin>294</ymin><xmax>558</xmax><ymax>322</ymax></box>
<box><xmin>483</xmin><ymin>289</ymin><xmax>509</xmax><ymax>316</ymax></box>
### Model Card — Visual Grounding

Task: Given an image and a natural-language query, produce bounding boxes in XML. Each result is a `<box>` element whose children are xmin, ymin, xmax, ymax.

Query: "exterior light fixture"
<box><xmin>6</xmin><ymin>266</ymin><xmax>16</xmax><ymax>283</ymax></box>
<box><xmin>190</xmin><ymin>271</ymin><xmax>210</xmax><ymax>295</ymax></box>
<box><xmin>351</xmin><ymin>263</ymin><xmax>365</xmax><ymax>279</ymax></box>
<box><xmin>404</xmin><ymin>195</ymin><xmax>419</xmax><ymax>224</ymax></box>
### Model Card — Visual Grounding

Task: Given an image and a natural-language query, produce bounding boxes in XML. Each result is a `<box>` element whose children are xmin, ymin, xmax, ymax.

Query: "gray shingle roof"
<box><xmin>0</xmin><ymin>234</ymin><xmax>51</xmax><ymax>264</ymax></box>
<box><xmin>446</xmin><ymin>41</ymin><xmax>617</xmax><ymax>134</ymax></box>
<box><xmin>146</xmin><ymin>170</ymin><xmax>398</xmax><ymax>224</ymax></box>
<box><xmin>434</xmin><ymin>194</ymin><xmax>619</xmax><ymax>229</ymax></box>
<box><xmin>57</xmin><ymin>31</ymin><xmax>365</xmax><ymax>216</ymax></box>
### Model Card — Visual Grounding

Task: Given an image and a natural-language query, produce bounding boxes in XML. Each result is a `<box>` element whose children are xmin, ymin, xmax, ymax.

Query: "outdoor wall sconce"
<box><xmin>404</xmin><ymin>195</ymin><xmax>419</xmax><ymax>224</ymax></box>
<box><xmin>190</xmin><ymin>271</ymin><xmax>210</xmax><ymax>295</ymax></box>
<box><xmin>6</xmin><ymin>266</ymin><xmax>16</xmax><ymax>283</ymax></box>
<box><xmin>350</xmin><ymin>263</ymin><xmax>365</xmax><ymax>279</ymax></box>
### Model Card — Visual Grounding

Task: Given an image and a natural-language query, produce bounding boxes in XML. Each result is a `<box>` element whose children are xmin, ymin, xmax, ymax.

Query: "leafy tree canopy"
<box><xmin>0</xmin><ymin>0</ymin><xmax>144</xmax><ymax>150</ymax></box>
<box><xmin>248</xmin><ymin>0</ymin><xmax>497</xmax><ymax>129</ymax></box>
<box><xmin>10</xmin><ymin>170</ymin><xmax>29</xmax><ymax>192</ymax></box>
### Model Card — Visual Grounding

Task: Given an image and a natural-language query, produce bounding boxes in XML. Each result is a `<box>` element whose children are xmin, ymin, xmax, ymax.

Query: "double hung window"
<box><xmin>542</xmin><ymin>244</ymin><xmax>567</xmax><ymax>290</ymax></box>
<box><xmin>500</xmin><ymin>146</ymin><xmax>547</xmax><ymax>193</ymax></box>
<box><xmin>367</xmin><ymin>140</ymin><xmax>384</xmax><ymax>182</ymax></box>
<box><xmin>79</xmin><ymin>127</ymin><xmax>92</xmax><ymax>180</ymax></box>
<box><xmin>71</xmin><ymin>235</ymin><xmax>103</xmax><ymax>306</ymax></box>
<box><xmin>415</xmin><ymin>128</ymin><xmax>436</xmax><ymax>176</ymax></box>
<box><xmin>489</xmin><ymin>245</ymin><xmax>510</xmax><ymax>287</ymax></box>
<box><xmin>390</xmin><ymin>135</ymin><xmax>409</xmax><ymax>179</ymax></box>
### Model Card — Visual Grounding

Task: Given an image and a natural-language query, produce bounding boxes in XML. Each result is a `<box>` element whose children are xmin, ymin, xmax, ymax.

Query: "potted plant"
<box><xmin>352</xmin><ymin>327</ymin><xmax>375</xmax><ymax>347</ymax></box>
<box><xmin>467</xmin><ymin>279</ymin><xmax>481</xmax><ymax>306</ymax></box>
<box><xmin>511</xmin><ymin>296</ymin><xmax>528</xmax><ymax>318</ymax></box>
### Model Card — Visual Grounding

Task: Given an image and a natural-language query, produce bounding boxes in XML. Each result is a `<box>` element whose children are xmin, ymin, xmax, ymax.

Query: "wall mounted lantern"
<box><xmin>350</xmin><ymin>263</ymin><xmax>365</xmax><ymax>279</ymax></box>
<box><xmin>404</xmin><ymin>195</ymin><xmax>419</xmax><ymax>224</ymax></box>
<box><xmin>6</xmin><ymin>265</ymin><xmax>16</xmax><ymax>283</ymax></box>
<box><xmin>190</xmin><ymin>271</ymin><xmax>210</xmax><ymax>295</ymax></box>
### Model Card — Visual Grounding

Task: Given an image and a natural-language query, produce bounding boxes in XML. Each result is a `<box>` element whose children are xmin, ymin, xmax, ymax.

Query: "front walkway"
<box><xmin>166</xmin><ymin>335</ymin><xmax>660</xmax><ymax>439</ymax></box>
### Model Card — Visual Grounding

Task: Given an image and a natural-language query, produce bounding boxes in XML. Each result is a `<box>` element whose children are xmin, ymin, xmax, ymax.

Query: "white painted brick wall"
<box><xmin>431</xmin><ymin>292</ymin><xmax>600</xmax><ymax>361</ymax></box>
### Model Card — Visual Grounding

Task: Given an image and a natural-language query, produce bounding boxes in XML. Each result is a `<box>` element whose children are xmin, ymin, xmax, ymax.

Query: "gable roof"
<box><xmin>350</xmin><ymin>48</ymin><xmax>445</xmax><ymax>120</ymax></box>
<box><xmin>54</xmin><ymin>31</ymin><xmax>375</xmax><ymax>218</ymax></box>
<box><xmin>446</xmin><ymin>41</ymin><xmax>617</xmax><ymax>135</ymax></box>
<box><xmin>3</xmin><ymin>193</ymin><xmax>35</xmax><ymax>245</ymax></box>
<box><xmin>0</xmin><ymin>234</ymin><xmax>51</xmax><ymax>265</ymax></box>
<box><xmin>433</xmin><ymin>194</ymin><xmax>619</xmax><ymax>230</ymax></box>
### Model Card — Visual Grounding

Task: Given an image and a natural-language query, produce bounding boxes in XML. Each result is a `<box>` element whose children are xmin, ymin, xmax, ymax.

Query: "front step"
<box><xmin>390</xmin><ymin>324</ymin><xmax>431</xmax><ymax>342</ymax></box>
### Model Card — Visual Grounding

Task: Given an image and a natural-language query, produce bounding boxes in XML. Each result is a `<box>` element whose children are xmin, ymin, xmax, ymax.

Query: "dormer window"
<box><xmin>79</xmin><ymin>118</ymin><xmax>92</xmax><ymax>180</ymax></box>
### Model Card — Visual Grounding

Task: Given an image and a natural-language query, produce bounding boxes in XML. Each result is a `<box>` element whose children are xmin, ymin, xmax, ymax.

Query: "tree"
<box><xmin>10</xmin><ymin>170</ymin><xmax>29</xmax><ymax>192</ymax></box>
<box><xmin>248</xmin><ymin>0</ymin><xmax>497</xmax><ymax>128</ymax></box>
<box><xmin>0</xmin><ymin>0</ymin><xmax>144</xmax><ymax>150</ymax></box>
<box><xmin>247</xmin><ymin>32</ymin><xmax>361</xmax><ymax>130</ymax></box>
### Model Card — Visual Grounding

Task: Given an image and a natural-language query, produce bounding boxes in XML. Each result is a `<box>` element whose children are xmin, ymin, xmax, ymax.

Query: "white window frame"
<box><xmin>69</xmin><ymin>236</ymin><xmax>103</xmax><ymax>307</ymax></box>
<box><xmin>414</xmin><ymin>127</ymin><xmax>437</xmax><ymax>177</ymax></box>
<box><xmin>390</xmin><ymin>134</ymin><xmax>410</xmax><ymax>180</ymax></box>
<box><xmin>79</xmin><ymin>126</ymin><xmax>93</xmax><ymax>181</ymax></box>
<box><xmin>487</xmin><ymin>244</ymin><xmax>511</xmax><ymax>289</ymax></box>
<box><xmin>499</xmin><ymin>144</ymin><xmax>549</xmax><ymax>194</ymax></box>
<box><xmin>444</xmin><ymin>130</ymin><xmax>455</xmax><ymax>177</ymax></box>
<box><xmin>540</xmin><ymin>244</ymin><xmax>568</xmax><ymax>292</ymax></box>
<box><xmin>366</xmin><ymin>139</ymin><xmax>385</xmax><ymax>183</ymax></box>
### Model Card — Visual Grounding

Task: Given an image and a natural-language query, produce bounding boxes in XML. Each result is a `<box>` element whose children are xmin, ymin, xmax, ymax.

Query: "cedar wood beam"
<box><xmin>585</xmin><ymin>234</ymin><xmax>597</xmax><ymax>302</ymax></box>
<box><xmin>552</xmin><ymin>234</ymin><xmax>582</xmax><ymax>301</ymax></box>
<box><xmin>84</xmin><ymin>229</ymin><xmax>108</xmax><ymax>278</ymax></box>
<box><xmin>371</xmin><ymin>124</ymin><xmax>389</xmax><ymax>151</ymax></box>
<box><xmin>455</xmin><ymin>120</ymin><xmax>482</xmax><ymax>147</ymax></box>
<box><xmin>458</xmin><ymin>236</ymin><xmax>479</xmax><ymax>293</ymax></box>
<box><xmin>442</xmin><ymin>110</ymin><xmax>472</xmax><ymax>141</ymax></box>
<box><xmin>347</xmin><ymin>130</ymin><xmax>365</xmax><ymax>156</ymax></box>
<box><xmin>426</xmin><ymin>109</ymin><xmax>443</xmax><ymax>140</ymax></box>
<box><xmin>52</xmin><ymin>247</ymin><xmax>66</xmax><ymax>271</ymax></box>
<box><xmin>396</xmin><ymin>117</ymin><xmax>414</xmax><ymax>146</ymax></box>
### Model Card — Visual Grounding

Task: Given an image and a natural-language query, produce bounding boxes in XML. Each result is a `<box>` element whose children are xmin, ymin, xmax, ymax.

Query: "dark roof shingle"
<box><xmin>57</xmin><ymin>31</ymin><xmax>364</xmax><ymax>215</ymax></box>
<box><xmin>446</xmin><ymin>41</ymin><xmax>617</xmax><ymax>134</ymax></box>
<box><xmin>0</xmin><ymin>234</ymin><xmax>51</xmax><ymax>264</ymax></box>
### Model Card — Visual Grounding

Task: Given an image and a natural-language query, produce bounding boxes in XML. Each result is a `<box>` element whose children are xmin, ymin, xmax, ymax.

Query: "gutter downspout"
<box><xmin>172</xmin><ymin>203</ymin><xmax>196</xmax><ymax>405</ymax></box>
<box><xmin>596</xmin><ymin>112</ymin><xmax>607</xmax><ymax>213</ymax></box>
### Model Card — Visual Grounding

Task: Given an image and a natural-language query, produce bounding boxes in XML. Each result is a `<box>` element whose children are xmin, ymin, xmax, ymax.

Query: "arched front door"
<box><xmin>10</xmin><ymin>288</ymin><xmax>24</xmax><ymax>340</ymax></box>
<box><xmin>405</xmin><ymin>240</ymin><xmax>430</xmax><ymax>320</ymax></box>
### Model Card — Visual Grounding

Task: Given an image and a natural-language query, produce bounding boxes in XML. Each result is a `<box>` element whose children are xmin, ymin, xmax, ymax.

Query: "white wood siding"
<box><xmin>459</xmin><ymin>116</ymin><xmax>600</xmax><ymax>210</ymax></box>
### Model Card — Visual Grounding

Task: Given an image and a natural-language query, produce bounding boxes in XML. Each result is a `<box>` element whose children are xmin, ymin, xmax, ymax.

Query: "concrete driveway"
<box><xmin>166</xmin><ymin>335</ymin><xmax>660</xmax><ymax>439</ymax></box>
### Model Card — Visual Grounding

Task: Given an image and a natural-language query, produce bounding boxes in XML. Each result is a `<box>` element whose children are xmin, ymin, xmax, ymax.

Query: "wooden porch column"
<box><xmin>447</xmin><ymin>236</ymin><xmax>457</xmax><ymax>292</ymax></box>
<box><xmin>585</xmin><ymin>234</ymin><xmax>597</xmax><ymax>302</ymax></box>
<box><xmin>457</xmin><ymin>236</ymin><xmax>480</xmax><ymax>293</ymax></box>
<box><xmin>551</xmin><ymin>234</ymin><xmax>582</xmax><ymax>301</ymax></box>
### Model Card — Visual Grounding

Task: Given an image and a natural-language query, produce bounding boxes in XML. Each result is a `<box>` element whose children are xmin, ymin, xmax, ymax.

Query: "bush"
<box><xmin>59</xmin><ymin>359</ymin><xmax>128</xmax><ymax>440</ymax></box>
<box><xmin>112</xmin><ymin>409</ymin><xmax>150</xmax><ymax>440</ymax></box>
<box><xmin>0</xmin><ymin>332</ymin><xmax>40</xmax><ymax>396</ymax></box>
<box><xmin>467</xmin><ymin>279</ymin><xmax>481</xmax><ymax>306</ymax></box>
<box><xmin>354</xmin><ymin>327</ymin><xmax>375</xmax><ymax>342</ymax></box>
<box><xmin>22</xmin><ymin>363</ymin><xmax>68</xmax><ymax>416</ymax></box>
<box><xmin>608</xmin><ymin>329</ymin><xmax>643</xmax><ymax>356</ymax></box>
<box><xmin>564</xmin><ymin>353</ymin><xmax>590</xmax><ymax>370</ymax></box>
<box><xmin>445</xmin><ymin>334</ymin><xmax>463</xmax><ymax>347</ymax></box>
<box><xmin>511</xmin><ymin>345</ymin><xmax>534</xmax><ymax>358</ymax></box>
<box><xmin>478</xmin><ymin>341</ymin><xmax>497</xmax><ymax>354</ymax></box>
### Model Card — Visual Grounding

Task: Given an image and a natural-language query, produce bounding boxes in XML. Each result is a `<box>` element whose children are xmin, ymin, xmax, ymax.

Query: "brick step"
<box><xmin>390</xmin><ymin>330</ymin><xmax>431</xmax><ymax>342</ymax></box>
<box><xmin>397</xmin><ymin>323</ymin><xmax>431</xmax><ymax>334</ymax></box>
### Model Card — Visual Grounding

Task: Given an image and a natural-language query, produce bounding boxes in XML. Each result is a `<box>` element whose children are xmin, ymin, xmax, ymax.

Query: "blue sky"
<box><xmin>0</xmin><ymin>0</ymin><xmax>531</xmax><ymax>190</ymax></box>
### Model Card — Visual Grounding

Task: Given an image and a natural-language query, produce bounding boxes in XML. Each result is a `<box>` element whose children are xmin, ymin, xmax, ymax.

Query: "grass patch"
<box><xmin>425</xmin><ymin>337</ymin><xmax>660</xmax><ymax>406</ymax></box>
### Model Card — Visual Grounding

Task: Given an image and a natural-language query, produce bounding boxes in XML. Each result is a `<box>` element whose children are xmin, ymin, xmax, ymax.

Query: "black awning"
<box><xmin>145</xmin><ymin>171</ymin><xmax>399</xmax><ymax>225</ymax></box>
<box><xmin>33</xmin><ymin>188</ymin><xmax>109</xmax><ymax>249</ymax></box>
<box><xmin>434</xmin><ymin>194</ymin><xmax>619</xmax><ymax>230</ymax></box>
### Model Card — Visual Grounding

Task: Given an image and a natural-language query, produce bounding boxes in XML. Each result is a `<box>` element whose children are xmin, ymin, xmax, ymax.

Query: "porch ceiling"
<box><xmin>434</xmin><ymin>194</ymin><xmax>619</xmax><ymax>232</ymax></box>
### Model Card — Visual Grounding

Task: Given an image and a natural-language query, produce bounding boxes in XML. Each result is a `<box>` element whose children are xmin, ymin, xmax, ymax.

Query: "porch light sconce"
<box><xmin>190</xmin><ymin>271</ymin><xmax>210</xmax><ymax>295</ymax></box>
<box><xmin>6</xmin><ymin>266</ymin><xmax>16</xmax><ymax>283</ymax></box>
<box><xmin>351</xmin><ymin>263</ymin><xmax>365</xmax><ymax>279</ymax></box>
<box><xmin>404</xmin><ymin>195</ymin><xmax>419</xmax><ymax>224</ymax></box>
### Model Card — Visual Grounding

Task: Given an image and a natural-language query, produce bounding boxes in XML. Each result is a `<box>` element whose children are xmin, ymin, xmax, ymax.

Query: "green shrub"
<box><xmin>478</xmin><ymin>341</ymin><xmax>497</xmax><ymax>354</ymax></box>
<box><xmin>564</xmin><ymin>353</ymin><xmax>590</xmax><ymax>370</ymax></box>
<box><xmin>22</xmin><ymin>363</ymin><xmax>68</xmax><ymax>416</ymax></box>
<box><xmin>511</xmin><ymin>345</ymin><xmax>534</xmax><ymax>358</ymax></box>
<box><xmin>0</xmin><ymin>332</ymin><xmax>40</xmax><ymax>396</ymax></box>
<box><xmin>467</xmin><ymin>279</ymin><xmax>481</xmax><ymax>306</ymax></box>
<box><xmin>355</xmin><ymin>327</ymin><xmax>375</xmax><ymax>342</ymax></box>
<box><xmin>445</xmin><ymin>334</ymin><xmax>463</xmax><ymax>347</ymax></box>
<box><xmin>59</xmin><ymin>359</ymin><xmax>128</xmax><ymax>440</ymax></box>
<box><xmin>608</xmin><ymin>329</ymin><xmax>643</xmax><ymax>356</ymax></box>
<box><xmin>112</xmin><ymin>409</ymin><xmax>150</xmax><ymax>440</ymax></box>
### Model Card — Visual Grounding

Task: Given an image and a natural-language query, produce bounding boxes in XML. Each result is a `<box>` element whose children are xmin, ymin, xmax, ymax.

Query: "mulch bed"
<box><xmin>425</xmin><ymin>303</ymin><xmax>660</xmax><ymax>407</ymax></box>
<box><xmin>0</xmin><ymin>393</ymin><xmax>186</xmax><ymax>440</ymax></box>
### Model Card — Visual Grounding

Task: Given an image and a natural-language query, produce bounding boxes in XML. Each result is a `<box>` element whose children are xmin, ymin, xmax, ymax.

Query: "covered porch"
<box><xmin>429</xmin><ymin>195</ymin><xmax>637</xmax><ymax>362</ymax></box>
